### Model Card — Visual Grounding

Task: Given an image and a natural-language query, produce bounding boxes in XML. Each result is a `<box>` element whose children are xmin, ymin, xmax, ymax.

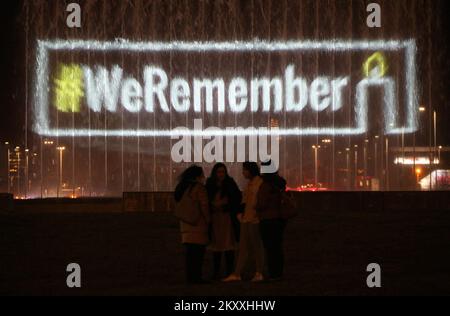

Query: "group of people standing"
<box><xmin>174</xmin><ymin>161</ymin><xmax>288</xmax><ymax>284</ymax></box>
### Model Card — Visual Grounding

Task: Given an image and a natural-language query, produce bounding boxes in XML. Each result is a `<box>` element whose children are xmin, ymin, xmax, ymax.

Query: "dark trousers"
<box><xmin>184</xmin><ymin>243</ymin><xmax>206</xmax><ymax>283</ymax></box>
<box><xmin>259</xmin><ymin>219</ymin><xmax>287</xmax><ymax>279</ymax></box>
<box><xmin>213</xmin><ymin>251</ymin><xmax>235</xmax><ymax>278</ymax></box>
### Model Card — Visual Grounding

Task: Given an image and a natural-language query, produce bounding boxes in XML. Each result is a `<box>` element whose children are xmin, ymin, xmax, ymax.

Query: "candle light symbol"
<box><xmin>363</xmin><ymin>51</ymin><xmax>388</xmax><ymax>78</ymax></box>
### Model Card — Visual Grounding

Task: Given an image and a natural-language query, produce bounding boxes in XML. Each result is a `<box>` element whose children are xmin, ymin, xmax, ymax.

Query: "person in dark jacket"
<box><xmin>206</xmin><ymin>163</ymin><xmax>242</xmax><ymax>280</ymax></box>
<box><xmin>256</xmin><ymin>160</ymin><xmax>287</xmax><ymax>281</ymax></box>
<box><xmin>174</xmin><ymin>165</ymin><xmax>210</xmax><ymax>284</ymax></box>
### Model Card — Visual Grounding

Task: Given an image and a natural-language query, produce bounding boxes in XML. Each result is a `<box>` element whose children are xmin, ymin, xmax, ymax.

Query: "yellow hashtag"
<box><xmin>53</xmin><ymin>64</ymin><xmax>84</xmax><ymax>113</ymax></box>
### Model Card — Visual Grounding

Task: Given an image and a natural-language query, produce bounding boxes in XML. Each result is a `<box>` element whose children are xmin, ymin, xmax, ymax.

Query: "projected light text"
<box><xmin>33</xmin><ymin>39</ymin><xmax>419</xmax><ymax>137</ymax></box>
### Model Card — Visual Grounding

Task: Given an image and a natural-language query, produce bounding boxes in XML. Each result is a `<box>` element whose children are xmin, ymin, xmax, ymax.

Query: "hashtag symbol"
<box><xmin>53</xmin><ymin>64</ymin><xmax>84</xmax><ymax>113</ymax></box>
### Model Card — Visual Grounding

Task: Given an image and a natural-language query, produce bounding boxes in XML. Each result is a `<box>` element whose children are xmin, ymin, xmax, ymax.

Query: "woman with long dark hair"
<box><xmin>174</xmin><ymin>165</ymin><xmax>210</xmax><ymax>284</ymax></box>
<box><xmin>205</xmin><ymin>163</ymin><xmax>242</xmax><ymax>280</ymax></box>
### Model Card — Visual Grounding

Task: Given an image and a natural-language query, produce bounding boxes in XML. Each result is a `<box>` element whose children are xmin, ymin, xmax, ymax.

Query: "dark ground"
<box><xmin>1</xmin><ymin>207</ymin><xmax>450</xmax><ymax>296</ymax></box>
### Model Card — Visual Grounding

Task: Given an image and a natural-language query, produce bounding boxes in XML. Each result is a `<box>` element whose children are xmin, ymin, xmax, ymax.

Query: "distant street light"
<box><xmin>57</xmin><ymin>146</ymin><xmax>66</xmax><ymax>198</ymax></box>
<box><xmin>385</xmin><ymin>138</ymin><xmax>390</xmax><ymax>190</ymax></box>
<box><xmin>364</xmin><ymin>139</ymin><xmax>369</xmax><ymax>178</ymax></box>
<box><xmin>42</xmin><ymin>139</ymin><xmax>55</xmax><ymax>197</ymax></box>
<box><xmin>312</xmin><ymin>145</ymin><xmax>320</xmax><ymax>187</ymax></box>
<box><xmin>5</xmin><ymin>142</ymin><xmax>10</xmax><ymax>193</ymax></box>
<box><xmin>354</xmin><ymin>145</ymin><xmax>358</xmax><ymax>189</ymax></box>
<box><xmin>374</xmin><ymin>136</ymin><xmax>379</xmax><ymax>180</ymax></box>
<box><xmin>15</xmin><ymin>147</ymin><xmax>21</xmax><ymax>198</ymax></box>
<box><xmin>346</xmin><ymin>148</ymin><xmax>350</xmax><ymax>190</ymax></box>
<box><xmin>433</xmin><ymin>111</ymin><xmax>437</xmax><ymax>189</ymax></box>
<box><xmin>25</xmin><ymin>149</ymin><xmax>29</xmax><ymax>199</ymax></box>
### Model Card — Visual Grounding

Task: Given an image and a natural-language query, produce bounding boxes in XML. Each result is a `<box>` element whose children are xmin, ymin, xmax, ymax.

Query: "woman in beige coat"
<box><xmin>222</xmin><ymin>162</ymin><xmax>265</xmax><ymax>282</ymax></box>
<box><xmin>174</xmin><ymin>165</ymin><xmax>210</xmax><ymax>284</ymax></box>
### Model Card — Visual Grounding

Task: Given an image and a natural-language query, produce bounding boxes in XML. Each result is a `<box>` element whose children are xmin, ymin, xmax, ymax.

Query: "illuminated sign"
<box><xmin>80</xmin><ymin>65</ymin><xmax>350</xmax><ymax>114</ymax></box>
<box><xmin>394</xmin><ymin>157</ymin><xmax>440</xmax><ymax>165</ymax></box>
<box><xmin>419</xmin><ymin>170</ymin><xmax>450</xmax><ymax>190</ymax></box>
<box><xmin>33</xmin><ymin>39</ymin><xmax>418</xmax><ymax>137</ymax></box>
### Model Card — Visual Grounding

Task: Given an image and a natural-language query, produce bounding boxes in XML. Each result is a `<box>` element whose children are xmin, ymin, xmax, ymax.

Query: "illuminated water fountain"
<box><xmin>15</xmin><ymin>1</ymin><xmax>447</xmax><ymax>197</ymax></box>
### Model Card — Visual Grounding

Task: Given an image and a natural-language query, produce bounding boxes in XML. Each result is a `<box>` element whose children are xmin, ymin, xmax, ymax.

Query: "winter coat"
<box><xmin>255</xmin><ymin>174</ymin><xmax>287</xmax><ymax>220</ymax></box>
<box><xmin>241</xmin><ymin>175</ymin><xmax>264</xmax><ymax>223</ymax></box>
<box><xmin>179</xmin><ymin>183</ymin><xmax>210</xmax><ymax>245</ymax></box>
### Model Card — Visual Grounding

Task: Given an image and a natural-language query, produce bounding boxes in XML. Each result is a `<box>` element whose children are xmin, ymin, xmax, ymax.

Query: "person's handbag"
<box><xmin>279</xmin><ymin>190</ymin><xmax>299</xmax><ymax>220</ymax></box>
<box><xmin>174</xmin><ymin>187</ymin><xmax>201</xmax><ymax>225</ymax></box>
